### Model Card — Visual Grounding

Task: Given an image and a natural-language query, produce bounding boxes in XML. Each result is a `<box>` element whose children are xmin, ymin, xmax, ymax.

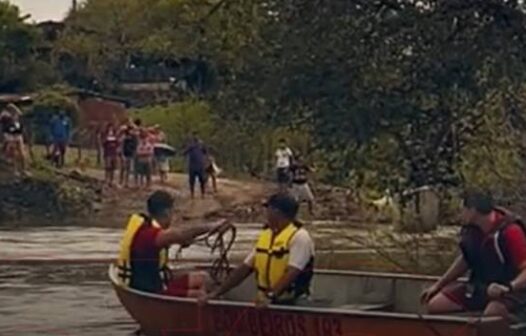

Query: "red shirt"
<box><xmin>103</xmin><ymin>134</ymin><xmax>119</xmax><ymax>157</ymax></box>
<box><xmin>131</xmin><ymin>225</ymin><xmax>162</xmax><ymax>264</ymax></box>
<box><xmin>137</xmin><ymin>136</ymin><xmax>154</xmax><ymax>157</ymax></box>
<box><xmin>490</xmin><ymin>211</ymin><xmax>526</xmax><ymax>270</ymax></box>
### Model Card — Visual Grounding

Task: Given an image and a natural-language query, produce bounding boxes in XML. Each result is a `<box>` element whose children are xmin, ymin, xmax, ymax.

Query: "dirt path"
<box><xmin>82</xmin><ymin>169</ymin><xmax>270</xmax><ymax>227</ymax></box>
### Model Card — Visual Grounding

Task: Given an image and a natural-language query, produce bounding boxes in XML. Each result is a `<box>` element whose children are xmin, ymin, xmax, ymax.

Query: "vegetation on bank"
<box><xmin>3</xmin><ymin>0</ymin><xmax>526</xmax><ymax>222</ymax></box>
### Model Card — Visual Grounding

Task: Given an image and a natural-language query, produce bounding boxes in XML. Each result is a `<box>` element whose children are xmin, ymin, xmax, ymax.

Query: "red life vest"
<box><xmin>460</xmin><ymin>207</ymin><xmax>526</xmax><ymax>286</ymax></box>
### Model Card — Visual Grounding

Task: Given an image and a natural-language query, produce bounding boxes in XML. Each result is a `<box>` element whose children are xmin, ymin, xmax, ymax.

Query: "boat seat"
<box><xmin>338</xmin><ymin>302</ymin><xmax>393</xmax><ymax>312</ymax></box>
<box><xmin>449</xmin><ymin>311</ymin><xmax>483</xmax><ymax>318</ymax></box>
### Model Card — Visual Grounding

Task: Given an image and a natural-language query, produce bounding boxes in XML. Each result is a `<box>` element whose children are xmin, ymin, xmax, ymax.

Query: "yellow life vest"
<box><xmin>254</xmin><ymin>223</ymin><xmax>303</xmax><ymax>302</ymax></box>
<box><xmin>116</xmin><ymin>214</ymin><xmax>169</xmax><ymax>290</ymax></box>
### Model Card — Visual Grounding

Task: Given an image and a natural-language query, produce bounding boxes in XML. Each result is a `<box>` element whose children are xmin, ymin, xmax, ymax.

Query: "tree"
<box><xmin>0</xmin><ymin>1</ymin><xmax>51</xmax><ymax>92</ymax></box>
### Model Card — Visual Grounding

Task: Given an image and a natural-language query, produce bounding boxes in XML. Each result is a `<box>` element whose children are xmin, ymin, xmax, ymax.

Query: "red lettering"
<box><xmin>226</xmin><ymin>310</ymin><xmax>239</xmax><ymax>332</ymax></box>
<box><xmin>239</xmin><ymin>310</ymin><xmax>251</xmax><ymax>333</ymax></box>
<box><xmin>312</xmin><ymin>316</ymin><xmax>320</xmax><ymax>336</ymax></box>
<box><xmin>273</xmin><ymin>314</ymin><xmax>285</xmax><ymax>336</ymax></box>
<box><xmin>332</xmin><ymin>318</ymin><xmax>343</xmax><ymax>336</ymax></box>
<box><xmin>259</xmin><ymin>311</ymin><xmax>273</xmax><ymax>336</ymax></box>
<box><xmin>213</xmin><ymin>310</ymin><xmax>225</xmax><ymax>332</ymax></box>
<box><xmin>322</xmin><ymin>318</ymin><xmax>333</xmax><ymax>336</ymax></box>
<box><xmin>296</xmin><ymin>315</ymin><xmax>307</xmax><ymax>336</ymax></box>
<box><xmin>248</xmin><ymin>310</ymin><xmax>260</xmax><ymax>335</ymax></box>
<box><xmin>284</xmin><ymin>315</ymin><xmax>296</xmax><ymax>336</ymax></box>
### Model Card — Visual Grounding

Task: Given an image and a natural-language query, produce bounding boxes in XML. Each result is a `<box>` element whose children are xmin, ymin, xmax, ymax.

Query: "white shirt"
<box><xmin>244</xmin><ymin>228</ymin><xmax>315</xmax><ymax>270</ymax></box>
<box><xmin>275</xmin><ymin>147</ymin><xmax>293</xmax><ymax>168</ymax></box>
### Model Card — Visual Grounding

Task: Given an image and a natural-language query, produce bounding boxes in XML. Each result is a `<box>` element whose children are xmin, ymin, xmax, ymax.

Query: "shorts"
<box><xmin>189</xmin><ymin>169</ymin><xmax>205</xmax><ymax>187</ymax></box>
<box><xmin>291</xmin><ymin>182</ymin><xmax>314</xmax><ymax>202</ymax></box>
<box><xmin>276</xmin><ymin>167</ymin><xmax>290</xmax><ymax>184</ymax></box>
<box><xmin>121</xmin><ymin>156</ymin><xmax>133</xmax><ymax>171</ymax></box>
<box><xmin>162</xmin><ymin>274</ymin><xmax>190</xmax><ymax>297</ymax></box>
<box><xmin>442</xmin><ymin>283</ymin><xmax>526</xmax><ymax>313</ymax></box>
<box><xmin>104</xmin><ymin>156</ymin><xmax>117</xmax><ymax>171</ymax></box>
<box><xmin>158</xmin><ymin>159</ymin><xmax>170</xmax><ymax>173</ymax></box>
<box><xmin>135</xmin><ymin>159</ymin><xmax>152</xmax><ymax>176</ymax></box>
<box><xmin>53</xmin><ymin>141</ymin><xmax>67</xmax><ymax>155</ymax></box>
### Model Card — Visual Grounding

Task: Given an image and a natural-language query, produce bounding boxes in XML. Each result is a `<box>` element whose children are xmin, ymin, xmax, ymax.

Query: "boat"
<box><xmin>109</xmin><ymin>263</ymin><xmax>526</xmax><ymax>336</ymax></box>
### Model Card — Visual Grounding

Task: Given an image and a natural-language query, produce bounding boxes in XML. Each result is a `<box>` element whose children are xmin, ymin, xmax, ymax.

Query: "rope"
<box><xmin>175</xmin><ymin>225</ymin><xmax>237</xmax><ymax>285</ymax></box>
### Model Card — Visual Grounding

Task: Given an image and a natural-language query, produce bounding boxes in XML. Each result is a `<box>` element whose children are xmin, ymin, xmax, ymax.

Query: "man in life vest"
<box><xmin>421</xmin><ymin>191</ymin><xmax>526</xmax><ymax>320</ymax></box>
<box><xmin>117</xmin><ymin>190</ymin><xmax>232</xmax><ymax>297</ymax></box>
<box><xmin>200</xmin><ymin>193</ymin><xmax>315</xmax><ymax>306</ymax></box>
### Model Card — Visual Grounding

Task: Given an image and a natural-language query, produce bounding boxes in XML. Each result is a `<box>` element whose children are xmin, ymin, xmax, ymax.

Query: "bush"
<box><xmin>26</xmin><ymin>87</ymin><xmax>80</xmax><ymax>144</ymax></box>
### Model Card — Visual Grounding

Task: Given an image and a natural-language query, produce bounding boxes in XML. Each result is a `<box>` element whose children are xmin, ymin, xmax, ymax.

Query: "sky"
<box><xmin>9</xmin><ymin>0</ymin><xmax>74</xmax><ymax>22</ymax></box>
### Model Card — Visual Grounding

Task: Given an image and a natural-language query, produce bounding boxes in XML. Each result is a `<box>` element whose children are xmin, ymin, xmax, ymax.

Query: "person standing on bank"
<box><xmin>102</xmin><ymin>124</ymin><xmax>119</xmax><ymax>187</ymax></box>
<box><xmin>275</xmin><ymin>139</ymin><xmax>293</xmax><ymax>192</ymax></box>
<box><xmin>183</xmin><ymin>133</ymin><xmax>207</xmax><ymax>199</ymax></box>
<box><xmin>200</xmin><ymin>193</ymin><xmax>315</xmax><ymax>306</ymax></box>
<box><xmin>49</xmin><ymin>111</ymin><xmax>71</xmax><ymax>168</ymax></box>
<box><xmin>119</xmin><ymin>122</ymin><xmax>138</xmax><ymax>188</ymax></box>
<box><xmin>290</xmin><ymin>153</ymin><xmax>315</xmax><ymax>215</ymax></box>
<box><xmin>3</xmin><ymin>104</ymin><xmax>27</xmax><ymax>176</ymax></box>
<box><xmin>421</xmin><ymin>191</ymin><xmax>526</xmax><ymax>320</ymax></box>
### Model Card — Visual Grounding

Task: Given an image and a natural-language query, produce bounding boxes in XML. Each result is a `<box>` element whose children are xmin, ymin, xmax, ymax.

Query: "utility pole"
<box><xmin>72</xmin><ymin>0</ymin><xmax>77</xmax><ymax>12</ymax></box>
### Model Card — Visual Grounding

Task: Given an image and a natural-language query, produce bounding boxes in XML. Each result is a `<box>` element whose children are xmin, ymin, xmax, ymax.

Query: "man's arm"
<box><xmin>271</xmin><ymin>230</ymin><xmax>313</xmax><ymax>296</ymax></box>
<box><xmin>506</xmin><ymin>225</ymin><xmax>526</xmax><ymax>291</ymax></box>
<box><xmin>435</xmin><ymin>255</ymin><xmax>468</xmax><ymax>289</ymax></box>
<box><xmin>511</xmin><ymin>266</ymin><xmax>526</xmax><ymax>291</ymax></box>
<box><xmin>271</xmin><ymin>267</ymin><xmax>302</xmax><ymax>297</ymax></box>
<box><xmin>210</xmin><ymin>264</ymin><xmax>253</xmax><ymax>298</ymax></box>
<box><xmin>155</xmin><ymin>220</ymin><xmax>228</xmax><ymax>248</ymax></box>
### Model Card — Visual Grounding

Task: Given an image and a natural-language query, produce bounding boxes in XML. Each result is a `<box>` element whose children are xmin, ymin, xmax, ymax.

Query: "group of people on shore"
<box><xmin>98</xmin><ymin>118</ymin><xmax>168</xmax><ymax>188</ymax></box>
<box><xmin>100</xmin><ymin>120</ymin><xmax>220</xmax><ymax>196</ymax></box>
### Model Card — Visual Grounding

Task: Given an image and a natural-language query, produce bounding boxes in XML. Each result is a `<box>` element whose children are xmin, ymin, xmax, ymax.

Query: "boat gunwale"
<box><xmin>109</xmin><ymin>264</ymin><xmax>500</xmax><ymax>326</ymax></box>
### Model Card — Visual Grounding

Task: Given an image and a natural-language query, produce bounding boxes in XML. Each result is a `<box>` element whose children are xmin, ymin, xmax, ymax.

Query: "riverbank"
<box><xmin>0</xmin><ymin>161</ymin><xmax>102</xmax><ymax>225</ymax></box>
<box><xmin>0</xmin><ymin>163</ymin><xmax>458</xmax><ymax>274</ymax></box>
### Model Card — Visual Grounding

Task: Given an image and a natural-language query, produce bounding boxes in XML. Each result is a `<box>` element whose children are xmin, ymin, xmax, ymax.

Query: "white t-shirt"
<box><xmin>244</xmin><ymin>228</ymin><xmax>315</xmax><ymax>270</ymax></box>
<box><xmin>275</xmin><ymin>147</ymin><xmax>293</xmax><ymax>169</ymax></box>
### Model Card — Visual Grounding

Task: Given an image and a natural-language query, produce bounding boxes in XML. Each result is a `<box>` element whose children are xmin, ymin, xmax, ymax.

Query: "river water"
<box><xmin>0</xmin><ymin>224</ymin><xmax>457</xmax><ymax>335</ymax></box>
<box><xmin>0</xmin><ymin>225</ymin><xmax>263</xmax><ymax>336</ymax></box>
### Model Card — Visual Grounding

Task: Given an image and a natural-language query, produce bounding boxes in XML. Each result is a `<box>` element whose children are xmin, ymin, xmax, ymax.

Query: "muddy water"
<box><xmin>0</xmin><ymin>225</ymin><xmax>263</xmax><ymax>336</ymax></box>
<box><xmin>0</xmin><ymin>224</ymin><xmax>458</xmax><ymax>335</ymax></box>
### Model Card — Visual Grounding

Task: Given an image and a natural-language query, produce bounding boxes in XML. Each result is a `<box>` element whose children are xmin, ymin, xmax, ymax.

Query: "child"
<box><xmin>119</xmin><ymin>124</ymin><xmax>137</xmax><ymax>187</ymax></box>
<box><xmin>204</xmin><ymin>150</ymin><xmax>220</xmax><ymax>194</ymax></box>
<box><xmin>157</xmin><ymin>154</ymin><xmax>170</xmax><ymax>184</ymax></box>
<box><xmin>135</xmin><ymin>129</ymin><xmax>154</xmax><ymax>188</ymax></box>
<box><xmin>102</xmin><ymin>124</ymin><xmax>119</xmax><ymax>187</ymax></box>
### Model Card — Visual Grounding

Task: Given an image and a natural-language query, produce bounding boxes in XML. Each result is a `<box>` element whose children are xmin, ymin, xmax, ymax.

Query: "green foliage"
<box><xmin>459</xmin><ymin>86</ymin><xmax>526</xmax><ymax>194</ymax></box>
<box><xmin>131</xmin><ymin>100</ymin><xmax>214</xmax><ymax>170</ymax></box>
<box><xmin>132</xmin><ymin>100</ymin><xmax>213</xmax><ymax>146</ymax></box>
<box><xmin>0</xmin><ymin>1</ymin><xmax>44</xmax><ymax>91</ymax></box>
<box><xmin>26</xmin><ymin>88</ymin><xmax>80</xmax><ymax>143</ymax></box>
<box><xmin>4</xmin><ymin>0</ymin><xmax>526</xmax><ymax>206</ymax></box>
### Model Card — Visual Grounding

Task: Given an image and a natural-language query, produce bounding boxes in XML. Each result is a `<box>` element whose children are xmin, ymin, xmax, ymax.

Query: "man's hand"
<box><xmin>487</xmin><ymin>283</ymin><xmax>511</xmax><ymax>300</ymax></box>
<box><xmin>198</xmin><ymin>290</ymin><xmax>219</xmax><ymax>306</ymax></box>
<box><xmin>255</xmin><ymin>296</ymin><xmax>271</xmax><ymax>309</ymax></box>
<box><xmin>421</xmin><ymin>283</ymin><xmax>442</xmax><ymax>304</ymax></box>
